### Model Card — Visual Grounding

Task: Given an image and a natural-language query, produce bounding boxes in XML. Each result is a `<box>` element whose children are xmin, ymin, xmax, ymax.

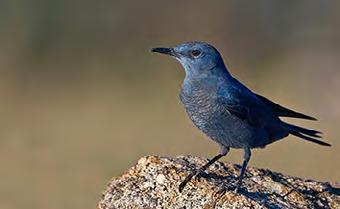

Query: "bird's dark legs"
<box><xmin>235</xmin><ymin>147</ymin><xmax>251</xmax><ymax>193</ymax></box>
<box><xmin>179</xmin><ymin>147</ymin><xmax>230</xmax><ymax>192</ymax></box>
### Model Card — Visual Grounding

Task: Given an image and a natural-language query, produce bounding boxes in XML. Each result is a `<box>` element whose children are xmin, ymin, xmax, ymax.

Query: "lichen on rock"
<box><xmin>97</xmin><ymin>155</ymin><xmax>339</xmax><ymax>209</ymax></box>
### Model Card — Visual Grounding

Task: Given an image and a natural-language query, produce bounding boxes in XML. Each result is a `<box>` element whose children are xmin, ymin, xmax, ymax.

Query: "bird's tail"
<box><xmin>285</xmin><ymin>123</ymin><xmax>331</xmax><ymax>146</ymax></box>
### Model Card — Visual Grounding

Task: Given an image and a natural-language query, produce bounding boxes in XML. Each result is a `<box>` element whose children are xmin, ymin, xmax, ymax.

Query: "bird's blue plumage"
<box><xmin>151</xmin><ymin>41</ymin><xmax>330</xmax><ymax>193</ymax></box>
<box><xmin>180</xmin><ymin>64</ymin><xmax>288</xmax><ymax>149</ymax></box>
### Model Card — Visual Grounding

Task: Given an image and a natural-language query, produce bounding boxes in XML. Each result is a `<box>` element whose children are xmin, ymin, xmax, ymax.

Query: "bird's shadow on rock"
<box><xmin>175</xmin><ymin>158</ymin><xmax>337</xmax><ymax>208</ymax></box>
<box><xmin>324</xmin><ymin>182</ymin><xmax>340</xmax><ymax>196</ymax></box>
<box><xmin>194</xmin><ymin>169</ymin><xmax>304</xmax><ymax>209</ymax></box>
<box><xmin>199</xmin><ymin>172</ymin><xmax>283</xmax><ymax>207</ymax></box>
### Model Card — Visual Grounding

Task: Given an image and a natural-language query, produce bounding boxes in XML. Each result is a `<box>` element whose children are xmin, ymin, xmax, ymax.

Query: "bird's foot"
<box><xmin>215</xmin><ymin>187</ymin><xmax>227</xmax><ymax>197</ymax></box>
<box><xmin>178</xmin><ymin>169</ymin><xmax>205</xmax><ymax>192</ymax></box>
<box><xmin>233</xmin><ymin>185</ymin><xmax>247</xmax><ymax>194</ymax></box>
<box><xmin>214</xmin><ymin>181</ymin><xmax>239</xmax><ymax>196</ymax></box>
<box><xmin>214</xmin><ymin>181</ymin><xmax>245</xmax><ymax>196</ymax></box>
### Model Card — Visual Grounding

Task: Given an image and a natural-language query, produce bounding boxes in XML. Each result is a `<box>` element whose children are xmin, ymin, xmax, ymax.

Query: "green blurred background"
<box><xmin>0</xmin><ymin>1</ymin><xmax>339</xmax><ymax>209</ymax></box>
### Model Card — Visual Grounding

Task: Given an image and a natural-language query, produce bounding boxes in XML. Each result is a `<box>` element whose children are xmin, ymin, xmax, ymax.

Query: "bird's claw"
<box><xmin>178</xmin><ymin>169</ymin><xmax>204</xmax><ymax>192</ymax></box>
<box><xmin>234</xmin><ymin>185</ymin><xmax>246</xmax><ymax>194</ymax></box>
<box><xmin>195</xmin><ymin>171</ymin><xmax>204</xmax><ymax>181</ymax></box>
<box><xmin>214</xmin><ymin>181</ymin><xmax>243</xmax><ymax>196</ymax></box>
<box><xmin>215</xmin><ymin>187</ymin><xmax>227</xmax><ymax>197</ymax></box>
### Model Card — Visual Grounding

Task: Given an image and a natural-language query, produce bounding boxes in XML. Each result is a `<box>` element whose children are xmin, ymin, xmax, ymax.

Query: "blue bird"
<box><xmin>151</xmin><ymin>42</ymin><xmax>330</xmax><ymax>193</ymax></box>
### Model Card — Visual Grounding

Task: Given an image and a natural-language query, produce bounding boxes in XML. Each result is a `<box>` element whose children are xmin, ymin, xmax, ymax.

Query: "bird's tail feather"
<box><xmin>286</xmin><ymin>123</ymin><xmax>331</xmax><ymax>146</ymax></box>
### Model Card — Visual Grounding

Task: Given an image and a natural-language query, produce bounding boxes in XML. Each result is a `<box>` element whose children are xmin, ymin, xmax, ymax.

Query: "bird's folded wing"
<box><xmin>216</xmin><ymin>87</ymin><xmax>276</xmax><ymax>128</ymax></box>
<box><xmin>254</xmin><ymin>93</ymin><xmax>317</xmax><ymax>120</ymax></box>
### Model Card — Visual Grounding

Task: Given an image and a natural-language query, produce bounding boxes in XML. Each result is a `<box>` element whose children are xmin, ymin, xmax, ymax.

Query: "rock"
<box><xmin>97</xmin><ymin>155</ymin><xmax>340</xmax><ymax>209</ymax></box>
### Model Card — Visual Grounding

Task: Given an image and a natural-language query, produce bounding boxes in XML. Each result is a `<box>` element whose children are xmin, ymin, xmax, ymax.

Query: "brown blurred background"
<box><xmin>0</xmin><ymin>1</ymin><xmax>339</xmax><ymax>209</ymax></box>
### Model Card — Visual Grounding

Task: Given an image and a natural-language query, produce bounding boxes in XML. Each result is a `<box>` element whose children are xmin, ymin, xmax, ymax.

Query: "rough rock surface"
<box><xmin>97</xmin><ymin>155</ymin><xmax>339</xmax><ymax>209</ymax></box>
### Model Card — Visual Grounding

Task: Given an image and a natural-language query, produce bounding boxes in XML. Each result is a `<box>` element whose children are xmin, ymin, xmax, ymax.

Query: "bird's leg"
<box><xmin>179</xmin><ymin>147</ymin><xmax>229</xmax><ymax>192</ymax></box>
<box><xmin>235</xmin><ymin>147</ymin><xmax>251</xmax><ymax>193</ymax></box>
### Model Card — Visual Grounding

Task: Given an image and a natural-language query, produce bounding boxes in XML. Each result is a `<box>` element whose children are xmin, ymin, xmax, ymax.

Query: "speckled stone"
<box><xmin>97</xmin><ymin>156</ymin><xmax>340</xmax><ymax>209</ymax></box>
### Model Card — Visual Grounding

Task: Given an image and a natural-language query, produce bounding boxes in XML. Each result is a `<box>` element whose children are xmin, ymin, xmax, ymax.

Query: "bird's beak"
<box><xmin>151</xmin><ymin>47</ymin><xmax>176</xmax><ymax>57</ymax></box>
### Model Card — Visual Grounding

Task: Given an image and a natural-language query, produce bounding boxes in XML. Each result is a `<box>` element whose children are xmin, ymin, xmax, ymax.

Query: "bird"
<box><xmin>151</xmin><ymin>41</ymin><xmax>331</xmax><ymax>193</ymax></box>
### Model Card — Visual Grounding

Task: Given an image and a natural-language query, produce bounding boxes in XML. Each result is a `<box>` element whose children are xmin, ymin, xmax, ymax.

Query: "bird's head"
<box><xmin>152</xmin><ymin>42</ymin><xmax>227</xmax><ymax>78</ymax></box>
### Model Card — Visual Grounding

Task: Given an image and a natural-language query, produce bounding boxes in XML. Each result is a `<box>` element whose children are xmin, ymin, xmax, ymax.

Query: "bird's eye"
<box><xmin>191</xmin><ymin>50</ymin><xmax>201</xmax><ymax>57</ymax></box>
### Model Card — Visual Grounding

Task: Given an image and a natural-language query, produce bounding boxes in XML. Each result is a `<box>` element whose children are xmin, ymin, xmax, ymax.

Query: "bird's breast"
<box><xmin>179</xmin><ymin>84</ymin><xmax>259</xmax><ymax>148</ymax></box>
<box><xmin>180</xmin><ymin>86</ymin><xmax>223</xmax><ymax>127</ymax></box>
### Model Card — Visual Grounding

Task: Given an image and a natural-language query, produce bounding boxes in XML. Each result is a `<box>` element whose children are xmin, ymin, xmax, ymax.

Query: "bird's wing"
<box><xmin>254</xmin><ymin>93</ymin><xmax>316</xmax><ymax>120</ymax></box>
<box><xmin>216</xmin><ymin>85</ymin><xmax>278</xmax><ymax>128</ymax></box>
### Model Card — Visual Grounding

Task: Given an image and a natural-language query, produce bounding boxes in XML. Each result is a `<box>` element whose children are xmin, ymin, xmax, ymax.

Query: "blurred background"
<box><xmin>0</xmin><ymin>1</ymin><xmax>339</xmax><ymax>209</ymax></box>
